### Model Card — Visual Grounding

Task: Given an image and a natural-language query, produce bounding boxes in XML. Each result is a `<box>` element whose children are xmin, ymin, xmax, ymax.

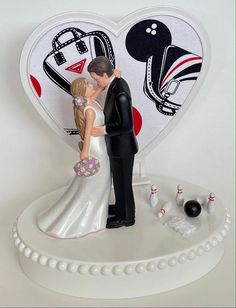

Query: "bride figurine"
<box><xmin>37</xmin><ymin>70</ymin><xmax>120</xmax><ymax>239</ymax></box>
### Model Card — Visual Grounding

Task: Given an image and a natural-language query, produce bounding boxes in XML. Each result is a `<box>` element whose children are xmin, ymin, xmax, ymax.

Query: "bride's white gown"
<box><xmin>37</xmin><ymin>103</ymin><xmax>111</xmax><ymax>238</ymax></box>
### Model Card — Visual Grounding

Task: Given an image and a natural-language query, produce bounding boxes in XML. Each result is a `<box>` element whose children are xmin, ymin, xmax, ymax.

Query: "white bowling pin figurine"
<box><xmin>207</xmin><ymin>192</ymin><xmax>215</xmax><ymax>214</ymax></box>
<box><xmin>158</xmin><ymin>202</ymin><xmax>172</xmax><ymax>218</ymax></box>
<box><xmin>149</xmin><ymin>185</ymin><xmax>158</xmax><ymax>207</ymax></box>
<box><xmin>176</xmin><ymin>184</ymin><xmax>184</xmax><ymax>206</ymax></box>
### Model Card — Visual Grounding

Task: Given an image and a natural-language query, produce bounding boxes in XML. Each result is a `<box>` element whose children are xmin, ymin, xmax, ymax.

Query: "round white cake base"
<box><xmin>13</xmin><ymin>175</ymin><xmax>231</xmax><ymax>299</ymax></box>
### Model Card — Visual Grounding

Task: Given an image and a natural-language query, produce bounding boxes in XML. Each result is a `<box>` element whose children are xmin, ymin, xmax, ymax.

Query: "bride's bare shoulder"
<box><xmin>86</xmin><ymin>99</ymin><xmax>102</xmax><ymax>110</ymax></box>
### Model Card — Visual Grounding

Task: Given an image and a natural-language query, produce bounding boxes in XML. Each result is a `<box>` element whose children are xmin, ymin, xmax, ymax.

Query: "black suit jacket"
<box><xmin>104</xmin><ymin>77</ymin><xmax>138</xmax><ymax>158</ymax></box>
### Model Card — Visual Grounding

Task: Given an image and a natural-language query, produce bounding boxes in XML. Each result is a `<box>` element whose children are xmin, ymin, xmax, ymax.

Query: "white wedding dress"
<box><xmin>37</xmin><ymin>102</ymin><xmax>111</xmax><ymax>239</ymax></box>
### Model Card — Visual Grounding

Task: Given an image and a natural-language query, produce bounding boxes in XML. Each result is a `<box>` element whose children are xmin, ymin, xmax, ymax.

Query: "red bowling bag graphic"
<box><xmin>43</xmin><ymin>27</ymin><xmax>115</xmax><ymax>95</ymax></box>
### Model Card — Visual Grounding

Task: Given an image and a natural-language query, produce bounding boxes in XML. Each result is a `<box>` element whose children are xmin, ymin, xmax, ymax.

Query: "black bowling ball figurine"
<box><xmin>184</xmin><ymin>200</ymin><xmax>202</xmax><ymax>218</ymax></box>
<box><xmin>125</xmin><ymin>19</ymin><xmax>202</xmax><ymax>116</ymax></box>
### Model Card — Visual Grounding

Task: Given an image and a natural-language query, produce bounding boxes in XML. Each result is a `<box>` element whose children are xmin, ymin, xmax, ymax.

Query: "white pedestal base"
<box><xmin>13</xmin><ymin>175</ymin><xmax>231</xmax><ymax>299</ymax></box>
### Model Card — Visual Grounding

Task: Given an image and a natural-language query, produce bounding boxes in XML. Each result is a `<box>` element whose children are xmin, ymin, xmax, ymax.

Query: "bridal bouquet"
<box><xmin>73</xmin><ymin>156</ymin><xmax>100</xmax><ymax>177</ymax></box>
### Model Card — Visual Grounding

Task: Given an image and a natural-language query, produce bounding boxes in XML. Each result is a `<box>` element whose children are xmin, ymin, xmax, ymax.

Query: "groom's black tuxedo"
<box><xmin>104</xmin><ymin>77</ymin><xmax>138</xmax><ymax>223</ymax></box>
<box><xmin>104</xmin><ymin>77</ymin><xmax>138</xmax><ymax>157</ymax></box>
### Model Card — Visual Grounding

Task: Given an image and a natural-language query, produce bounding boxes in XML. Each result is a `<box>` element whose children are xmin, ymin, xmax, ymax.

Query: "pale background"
<box><xmin>0</xmin><ymin>0</ymin><xmax>234</xmax><ymax>307</ymax></box>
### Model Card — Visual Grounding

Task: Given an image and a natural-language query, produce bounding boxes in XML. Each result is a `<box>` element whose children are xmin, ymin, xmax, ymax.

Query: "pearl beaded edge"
<box><xmin>12</xmin><ymin>213</ymin><xmax>231</xmax><ymax>276</ymax></box>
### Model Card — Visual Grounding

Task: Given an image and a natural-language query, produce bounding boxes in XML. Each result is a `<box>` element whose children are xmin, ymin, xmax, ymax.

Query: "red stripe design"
<box><xmin>161</xmin><ymin>56</ymin><xmax>202</xmax><ymax>87</ymax></box>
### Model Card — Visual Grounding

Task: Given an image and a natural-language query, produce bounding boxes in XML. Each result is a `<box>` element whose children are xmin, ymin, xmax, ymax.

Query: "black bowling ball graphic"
<box><xmin>184</xmin><ymin>200</ymin><xmax>201</xmax><ymax>218</ymax></box>
<box><xmin>126</xmin><ymin>19</ymin><xmax>172</xmax><ymax>62</ymax></box>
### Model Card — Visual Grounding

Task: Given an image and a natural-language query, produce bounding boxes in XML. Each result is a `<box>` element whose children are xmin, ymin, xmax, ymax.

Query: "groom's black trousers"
<box><xmin>109</xmin><ymin>155</ymin><xmax>135</xmax><ymax>220</ymax></box>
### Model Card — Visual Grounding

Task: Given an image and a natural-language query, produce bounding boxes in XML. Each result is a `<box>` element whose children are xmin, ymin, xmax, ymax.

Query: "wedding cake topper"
<box><xmin>13</xmin><ymin>9</ymin><xmax>229</xmax><ymax>301</ymax></box>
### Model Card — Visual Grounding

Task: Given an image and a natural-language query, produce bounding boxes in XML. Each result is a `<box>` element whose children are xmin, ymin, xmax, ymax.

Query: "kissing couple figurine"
<box><xmin>37</xmin><ymin>56</ymin><xmax>138</xmax><ymax>239</ymax></box>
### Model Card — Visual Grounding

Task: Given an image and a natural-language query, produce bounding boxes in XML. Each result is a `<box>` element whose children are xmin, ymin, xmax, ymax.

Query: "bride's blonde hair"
<box><xmin>70</xmin><ymin>77</ymin><xmax>88</xmax><ymax>140</ymax></box>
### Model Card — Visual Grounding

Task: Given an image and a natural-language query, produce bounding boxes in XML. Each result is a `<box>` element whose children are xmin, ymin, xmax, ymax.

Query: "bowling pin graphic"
<box><xmin>158</xmin><ymin>202</ymin><xmax>172</xmax><ymax>218</ymax></box>
<box><xmin>149</xmin><ymin>185</ymin><xmax>158</xmax><ymax>207</ymax></box>
<box><xmin>207</xmin><ymin>192</ymin><xmax>215</xmax><ymax>214</ymax></box>
<box><xmin>176</xmin><ymin>184</ymin><xmax>184</xmax><ymax>206</ymax></box>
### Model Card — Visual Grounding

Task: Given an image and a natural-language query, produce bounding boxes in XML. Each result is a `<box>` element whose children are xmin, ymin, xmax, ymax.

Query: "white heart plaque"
<box><xmin>20</xmin><ymin>7</ymin><xmax>210</xmax><ymax>158</ymax></box>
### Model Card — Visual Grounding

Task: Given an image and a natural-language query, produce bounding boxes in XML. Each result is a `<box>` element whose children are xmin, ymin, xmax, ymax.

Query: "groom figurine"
<box><xmin>88</xmin><ymin>56</ymin><xmax>138</xmax><ymax>228</ymax></box>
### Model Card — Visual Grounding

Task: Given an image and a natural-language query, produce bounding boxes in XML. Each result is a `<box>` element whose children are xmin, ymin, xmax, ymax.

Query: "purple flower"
<box><xmin>74</xmin><ymin>96</ymin><xmax>86</xmax><ymax>107</ymax></box>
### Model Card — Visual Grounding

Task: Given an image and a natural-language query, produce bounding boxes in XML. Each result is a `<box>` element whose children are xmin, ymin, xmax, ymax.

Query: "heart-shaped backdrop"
<box><xmin>20</xmin><ymin>8</ymin><xmax>209</xmax><ymax>158</ymax></box>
